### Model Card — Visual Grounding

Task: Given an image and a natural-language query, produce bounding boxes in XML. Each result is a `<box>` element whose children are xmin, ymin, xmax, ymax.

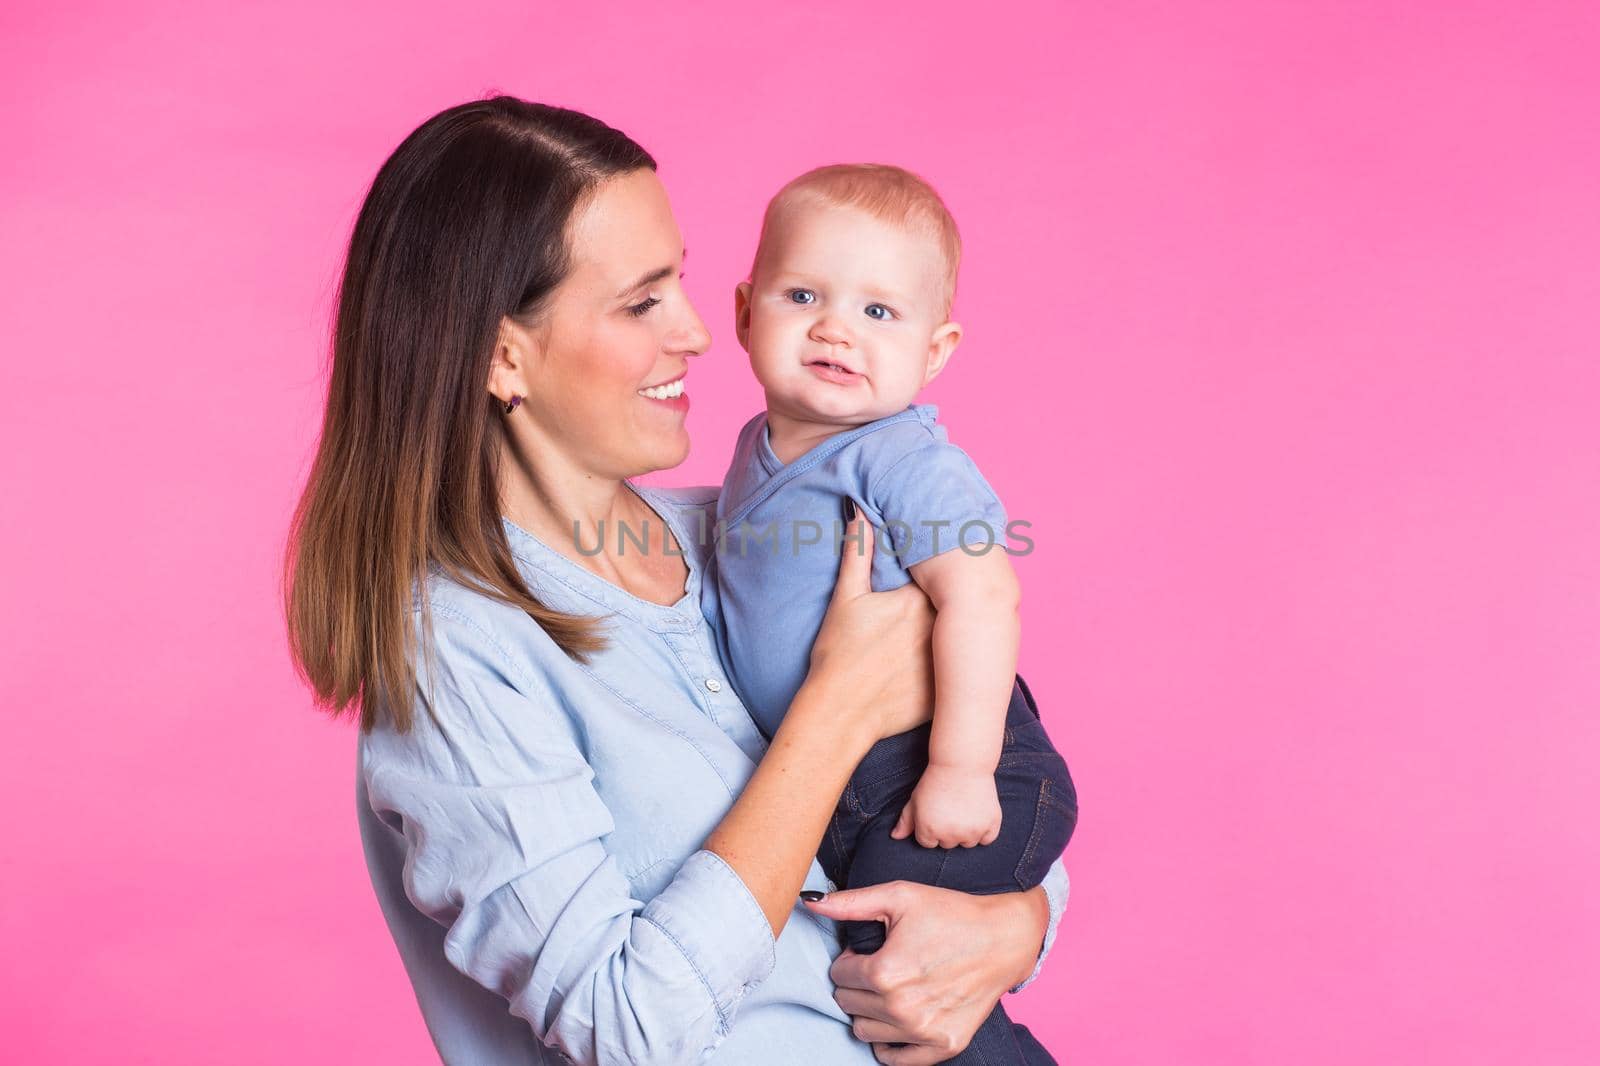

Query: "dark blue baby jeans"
<box><xmin>818</xmin><ymin>674</ymin><xmax>1077</xmax><ymax>1066</ymax></box>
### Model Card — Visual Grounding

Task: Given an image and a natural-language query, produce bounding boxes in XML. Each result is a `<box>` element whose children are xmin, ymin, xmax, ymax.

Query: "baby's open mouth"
<box><xmin>806</xmin><ymin>359</ymin><xmax>859</xmax><ymax>376</ymax></box>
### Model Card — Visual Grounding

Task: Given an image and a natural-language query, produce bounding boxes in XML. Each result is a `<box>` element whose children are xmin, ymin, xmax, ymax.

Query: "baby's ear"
<box><xmin>923</xmin><ymin>321</ymin><xmax>963</xmax><ymax>385</ymax></box>
<box><xmin>733</xmin><ymin>282</ymin><xmax>754</xmax><ymax>351</ymax></box>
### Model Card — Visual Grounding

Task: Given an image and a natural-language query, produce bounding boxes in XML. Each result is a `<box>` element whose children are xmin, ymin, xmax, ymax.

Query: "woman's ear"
<box><xmin>734</xmin><ymin>281</ymin><xmax>754</xmax><ymax>352</ymax></box>
<box><xmin>488</xmin><ymin>314</ymin><xmax>542</xmax><ymax>408</ymax></box>
<box><xmin>922</xmin><ymin>321</ymin><xmax>964</xmax><ymax>386</ymax></box>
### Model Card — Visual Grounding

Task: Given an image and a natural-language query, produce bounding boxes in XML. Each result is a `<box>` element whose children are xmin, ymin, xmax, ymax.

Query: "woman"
<box><xmin>286</xmin><ymin>96</ymin><xmax>1068</xmax><ymax>1065</ymax></box>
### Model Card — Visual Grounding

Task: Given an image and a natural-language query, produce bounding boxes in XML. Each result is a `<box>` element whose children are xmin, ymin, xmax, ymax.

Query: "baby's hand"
<box><xmin>892</xmin><ymin>764</ymin><xmax>1003</xmax><ymax>849</ymax></box>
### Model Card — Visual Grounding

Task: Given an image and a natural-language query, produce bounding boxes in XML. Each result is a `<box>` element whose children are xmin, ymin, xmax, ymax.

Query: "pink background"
<box><xmin>3</xmin><ymin>1</ymin><xmax>1596</xmax><ymax>1062</ymax></box>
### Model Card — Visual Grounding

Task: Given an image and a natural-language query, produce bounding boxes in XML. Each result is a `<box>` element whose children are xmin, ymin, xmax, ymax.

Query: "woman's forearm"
<box><xmin>1004</xmin><ymin>884</ymin><xmax>1052</xmax><ymax>985</ymax></box>
<box><xmin>704</xmin><ymin>677</ymin><xmax>876</xmax><ymax>932</ymax></box>
<box><xmin>708</xmin><ymin>511</ymin><xmax>935</xmax><ymax>934</ymax></box>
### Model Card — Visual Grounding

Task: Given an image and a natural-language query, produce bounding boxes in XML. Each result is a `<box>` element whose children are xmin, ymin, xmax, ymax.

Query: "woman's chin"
<box><xmin>632</xmin><ymin>430</ymin><xmax>691</xmax><ymax>474</ymax></box>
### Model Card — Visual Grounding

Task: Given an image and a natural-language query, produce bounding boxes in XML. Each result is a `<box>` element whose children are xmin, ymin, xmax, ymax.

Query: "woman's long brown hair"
<box><xmin>285</xmin><ymin>97</ymin><xmax>654</xmax><ymax>733</ymax></box>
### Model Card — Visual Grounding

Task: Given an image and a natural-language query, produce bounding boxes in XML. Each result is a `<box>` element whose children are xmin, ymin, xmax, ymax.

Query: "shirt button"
<box><xmin>705</xmin><ymin>678</ymin><xmax>723</xmax><ymax>693</ymax></box>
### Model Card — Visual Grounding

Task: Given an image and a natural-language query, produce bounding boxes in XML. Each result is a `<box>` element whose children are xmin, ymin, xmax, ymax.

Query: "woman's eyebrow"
<box><xmin>614</xmin><ymin>249</ymin><xmax>686</xmax><ymax>299</ymax></box>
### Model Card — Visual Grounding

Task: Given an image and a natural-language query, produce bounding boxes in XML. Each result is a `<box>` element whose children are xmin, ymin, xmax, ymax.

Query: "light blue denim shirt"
<box><xmin>357</xmin><ymin>483</ymin><xmax>1067</xmax><ymax>1065</ymax></box>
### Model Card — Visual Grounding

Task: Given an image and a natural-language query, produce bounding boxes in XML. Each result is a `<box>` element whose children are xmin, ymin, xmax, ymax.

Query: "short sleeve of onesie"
<box><xmin>866</xmin><ymin>436</ymin><xmax>1010</xmax><ymax>571</ymax></box>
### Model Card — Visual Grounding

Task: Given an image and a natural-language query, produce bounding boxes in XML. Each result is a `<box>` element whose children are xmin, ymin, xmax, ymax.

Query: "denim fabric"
<box><xmin>819</xmin><ymin>675</ymin><xmax>1078</xmax><ymax>1066</ymax></box>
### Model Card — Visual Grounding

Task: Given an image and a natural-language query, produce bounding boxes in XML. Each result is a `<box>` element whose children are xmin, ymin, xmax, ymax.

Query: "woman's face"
<box><xmin>510</xmin><ymin>168</ymin><xmax>710</xmax><ymax>479</ymax></box>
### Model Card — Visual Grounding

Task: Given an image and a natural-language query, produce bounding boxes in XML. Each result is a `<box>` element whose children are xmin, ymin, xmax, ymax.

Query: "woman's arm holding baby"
<box><xmin>894</xmin><ymin>548</ymin><xmax>1022</xmax><ymax>848</ymax></box>
<box><xmin>707</xmin><ymin>516</ymin><xmax>936</xmax><ymax>932</ymax></box>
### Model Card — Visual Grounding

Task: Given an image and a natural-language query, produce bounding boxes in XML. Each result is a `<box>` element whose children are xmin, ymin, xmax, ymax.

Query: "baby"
<box><xmin>705</xmin><ymin>165</ymin><xmax>1077</xmax><ymax>1063</ymax></box>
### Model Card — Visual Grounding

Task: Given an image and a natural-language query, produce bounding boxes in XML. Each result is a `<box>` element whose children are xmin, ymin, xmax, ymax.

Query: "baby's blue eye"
<box><xmin>864</xmin><ymin>303</ymin><xmax>894</xmax><ymax>321</ymax></box>
<box><xmin>787</xmin><ymin>289</ymin><xmax>817</xmax><ymax>305</ymax></box>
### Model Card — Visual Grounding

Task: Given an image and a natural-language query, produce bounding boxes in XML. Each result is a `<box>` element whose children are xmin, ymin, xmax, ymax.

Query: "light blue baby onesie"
<box><xmin>704</xmin><ymin>404</ymin><xmax>1010</xmax><ymax>738</ymax></box>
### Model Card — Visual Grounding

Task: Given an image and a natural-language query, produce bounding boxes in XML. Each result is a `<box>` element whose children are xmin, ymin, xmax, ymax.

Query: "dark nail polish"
<box><xmin>799</xmin><ymin>890</ymin><xmax>826</xmax><ymax>903</ymax></box>
<box><xmin>840</xmin><ymin>497</ymin><xmax>857</xmax><ymax>523</ymax></box>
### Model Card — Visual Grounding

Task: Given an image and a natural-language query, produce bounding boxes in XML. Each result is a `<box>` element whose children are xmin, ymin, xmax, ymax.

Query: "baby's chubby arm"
<box><xmin>894</xmin><ymin>546</ymin><xmax>1021</xmax><ymax>849</ymax></box>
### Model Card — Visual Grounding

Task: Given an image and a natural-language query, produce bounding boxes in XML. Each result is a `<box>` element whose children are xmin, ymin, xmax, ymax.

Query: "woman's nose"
<box><xmin>670</xmin><ymin>301</ymin><xmax>712</xmax><ymax>356</ymax></box>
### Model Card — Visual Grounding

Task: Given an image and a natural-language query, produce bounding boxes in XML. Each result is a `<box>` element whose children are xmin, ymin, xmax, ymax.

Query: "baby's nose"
<box><xmin>810</xmin><ymin>316</ymin><xmax>853</xmax><ymax>345</ymax></box>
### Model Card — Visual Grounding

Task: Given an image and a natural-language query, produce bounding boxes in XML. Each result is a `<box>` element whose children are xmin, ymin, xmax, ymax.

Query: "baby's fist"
<box><xmin>891</xmin><ymin>764</ymin><xmax>1003</xmax><ymax>849</ymax></box>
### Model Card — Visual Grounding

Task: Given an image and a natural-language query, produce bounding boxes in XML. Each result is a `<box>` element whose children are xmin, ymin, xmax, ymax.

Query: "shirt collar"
<box><xmin>499</xmin><ymin>482</ymin><xmax>712</xmax><ymax>634</ymax></box>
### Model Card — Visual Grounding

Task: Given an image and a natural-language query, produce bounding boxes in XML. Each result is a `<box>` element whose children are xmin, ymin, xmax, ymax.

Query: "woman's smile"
<box><xmin>637</xmin><ymin>373</ymin><xmax>690</xmax><ymax>410</ymax></box>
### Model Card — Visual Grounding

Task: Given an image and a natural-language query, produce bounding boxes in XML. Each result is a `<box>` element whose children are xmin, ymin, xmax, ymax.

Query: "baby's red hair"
<box><xmin>753</xmin><ymin>163</ymin><xmax>962</xmax><ymax>316</ymax></box>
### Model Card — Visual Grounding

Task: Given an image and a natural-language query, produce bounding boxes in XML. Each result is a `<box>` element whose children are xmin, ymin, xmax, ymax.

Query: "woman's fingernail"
<box><xmin>800</xmin><ymin>890</ymin><xmax>827</xmax><ymax>903</ymax></box>
<box><xmin>840</xmin><ymin>497</ymin><xmax>857</xmax><ymax>523</ymax></box>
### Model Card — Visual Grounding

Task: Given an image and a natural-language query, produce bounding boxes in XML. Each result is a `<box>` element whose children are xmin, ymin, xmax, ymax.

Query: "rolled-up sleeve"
<box><xmin>1011</xmin><ymin>859</ymin><xmax>1069</xmax><ymax>993</ymax></box>
<box><xmin>362</xmin><ymin>604</ymin><xmax>776</xmax><ymax>1065</ymax></box>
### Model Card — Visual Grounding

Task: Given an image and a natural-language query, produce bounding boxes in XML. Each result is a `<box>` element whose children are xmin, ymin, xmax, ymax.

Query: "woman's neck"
<box><xmin>498</xmin><ymin>441</ymin><xmax>685</xmax><ymax>602</ymax></box>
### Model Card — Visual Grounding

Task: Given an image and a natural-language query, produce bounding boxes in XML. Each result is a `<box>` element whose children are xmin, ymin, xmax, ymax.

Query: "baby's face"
<box><xmin>737</xmin><ymin>203</ymin><xmax>957</xmax><ymax>428</ymax></box>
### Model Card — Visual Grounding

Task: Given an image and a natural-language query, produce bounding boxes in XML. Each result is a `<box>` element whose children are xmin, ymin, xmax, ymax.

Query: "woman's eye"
<box><xmin>786</xmin><ymin>289</ymin><xmax>817</xmax><ymax>305</ymax></box>
<box><xmin>864</xmin><ymin>303</ymin><xmax>894</xmax><ymax>321</ymax></box>
<box><xmin>626</xmin><ymin>296</ymin><xmax>662</xmax><ymax>318</ymax></box>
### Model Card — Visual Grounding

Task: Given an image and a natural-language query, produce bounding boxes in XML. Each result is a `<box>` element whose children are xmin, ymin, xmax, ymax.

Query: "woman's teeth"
<box><xmin>638</xmin><ymin>379</ymin><xmax>684</xmax><ymax>400</ymax></box>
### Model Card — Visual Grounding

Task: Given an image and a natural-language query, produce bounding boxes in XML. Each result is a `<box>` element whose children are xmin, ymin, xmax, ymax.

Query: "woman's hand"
<box><xmin>803</xmin><ymin>508</ymin><xmax>936</xmax><ymax>746</ymax></box>
<box><xmin>805</xmin><ymin>881</ymin><xmax>1050</xmax><ymax>1065</ymax></box>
